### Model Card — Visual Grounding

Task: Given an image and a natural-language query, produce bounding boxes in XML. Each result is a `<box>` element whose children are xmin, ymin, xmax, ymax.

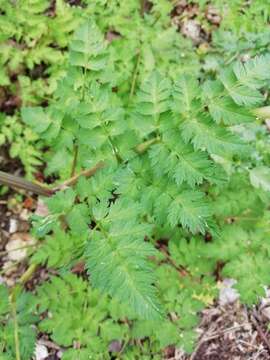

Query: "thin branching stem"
<box><xmin>0</xmin><ymin>171</ymin><xmax>53</xmax><ymax>197</ymax></box>
<box><xmin>129</xmin><ymin>50</ymin><xmax>141</xmax><ymax>100</ymax></box>
<box><xmin>10</xmin><ymin>290</ymin><xmax>21</xmax><ymax>360</ymax></box>
<box><xmin>70</xmin><ymin>143</ymin><xmax>79</xmax><ymax>177</ymax></box>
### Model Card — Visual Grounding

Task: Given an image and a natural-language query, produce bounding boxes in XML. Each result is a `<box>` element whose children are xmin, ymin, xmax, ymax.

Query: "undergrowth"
<box><xmin>1</xmin><ymin>1</ymin><xmax>270</xmax><ymax>359</ymax></box>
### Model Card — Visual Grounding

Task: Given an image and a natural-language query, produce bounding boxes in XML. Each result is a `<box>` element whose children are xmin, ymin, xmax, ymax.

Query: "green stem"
<box><xmin>53</xmin><ymin>161</ymin><xmax>105</xmax><ymax>191</ymax></box>
<box><xmin>135</xmin><ymin>137</ymin><xmax>160</xmax><ymax>154</ymax></box>
<box><xmin>70</xmin><ymin>143</ymin><xmax>79</xmax><ymax>177</ymax></box>
<box><xmin>10</xmin><ymin>290</ymin><xmax>21</xmax><ymax>360</ymax></box>
<box><xmin>108</xmin><ymin>135</ymin><xmax>123</xmax><ymax>164</ymax></box>
<box><xmin>140</xmin><ymin>0</ymin><xmax>145</xmax><ymax>16</ymax></box>
<box><xmin>8</xmin><ymin>263</ymin><xmax>38</xmax><ymax>360</ymax></box>
<box><xmin>19</xmin><ymin>264</ymin><xmax>37</xmax><ymax>285</ymax></box>
<box><xmin>129</xmin><ymin>50</ymin><xmax>141</xmax><ymax>101</ymax></box>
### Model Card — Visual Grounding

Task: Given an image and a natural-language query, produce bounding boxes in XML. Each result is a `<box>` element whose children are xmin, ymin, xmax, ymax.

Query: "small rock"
<box><xmin>9</xmin><ymin>218</ymin><xmax>18</xmax><ymax>233</ymax></box>
<box><xmin>6</xmin><ymin>233</ymin><xmax>36</xmax><ymax>262</ymax></box>
<box><xmin>5</xmin><ymin>278</ymin><xmax>16</xmax><ymax>287</ymax></box>
<box><xmin>35</xmin><ymin>343</ymin><xmax>49</xmax><ymax>360</ymax></box>
<box><xmin>20</xmin><ymin>208</ymin><xmax>30</xmax><ymax>221</ymax></box>
<box><xmin>6</xmin><ymin>238</ymin><xmax>27</xmax><ymax>261</ymax></box>
<box><xmin>219</xmin><ymin>278</ymin><xmax>240</xmax><ymax>306</ymax></box>
<box><xmin>35</xmin><ymin>198</ymin><xmax>49</xmax><ymax>217</ymax></box>
<box><xmin>181</xmin><ymin>20</ymin><xmax>201</xmax><ymax>44</ymax></box>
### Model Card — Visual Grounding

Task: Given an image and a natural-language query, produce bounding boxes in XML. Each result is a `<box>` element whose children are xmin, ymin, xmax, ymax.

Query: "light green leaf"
<box><xmin>250</xmin><ymin>166</ymin><xmax>270</xmax><ymax>191</ymax></box>
<box><xmin>21</xmin><ymin>107</ymin><xmax>51</xmax><ymax>133</ymax></box>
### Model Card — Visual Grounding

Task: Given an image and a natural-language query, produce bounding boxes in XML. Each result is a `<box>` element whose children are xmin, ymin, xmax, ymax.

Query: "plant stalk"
<box><xmin>53</xmin><ymin>161</ymin><xmax>105</xmax><ymax>191</ymax></box>
<box><xmin>70</xmin><ymin>143</ymin><xmax>79</xmax><ymax>177</ymax></box>
<box><xmin>0</xmin><ymin>136</ymin><xmax>159</xmax><ymax>197</ymax></box>
<box><xmin>129</xmin><ymin>50</ymin><xmax>141</xmax><ymax>100</ymax></box>
<box><xmin>10</xmin><ymin>289</ymin><xmax>21</xmax><ymax>360</ymax></box>
<box><xmin>0</xmin><ymin>161</ymin><xmax>105</xmax><ymax>197</ymax></box>
<box><xmin>0</xmin><ymin>171</ymin><xmax>53</xmax><ymax>197</ymax></box>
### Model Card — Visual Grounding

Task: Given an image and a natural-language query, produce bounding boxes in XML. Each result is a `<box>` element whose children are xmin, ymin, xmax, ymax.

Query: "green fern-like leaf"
<box><xmin>233</xmin><ymin>55</ymin><xmax>270</xmax><ymax>89</ymax></box>
<box><xmin>85</xmin><ymin>199</ymin><xmax>163</xmax><ymax>319</ymax></box>
<box><xmin>219</xmin><ymin>68</ymin><xmax>264</xmax><ymax>106</ymax></box>
<box><xmin>69</xmin><ymin>20</ymin><xmax>108</xmax><ymax>71</ymax></box>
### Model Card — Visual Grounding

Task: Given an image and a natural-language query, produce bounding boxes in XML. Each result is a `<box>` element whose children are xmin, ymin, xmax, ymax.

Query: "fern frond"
<box><xmin>208</xmin><ymin>97</ymin><xmax>255</xmax><ymax>125</ymax></box>
<box><xmin>134</xmin><ymin>71</ymin><xmax>170</xmax><ymax>122</ymax></box>
<box><xmin>85</xmin><ymin>199</ymin><xmax>163</xmax><ymax>319</ymax></box>
<box><xmin>172</xmin><ymin>75</ymin><xmax>200</xmax><ymax>115</ymax></box>
<box><xmin>219</xmin><ymin>68</ymin><xmax>264</xmax><ymax>106</ymax></box>
<box><xmin>180</xmin><ymin>115</ymin><xmax>248</xmax><ymax>155</ymax></box>
<box><xmin>203</xmin><ymin>81</ymin><xmax>255</xmax><ymax>124</ymax></box>
<box><xmin>149</xmin><ymin>139</ymin><xmax>226</xmax><ymax>187</ymax></box>
<box><xmin>167</xmin><ymin>190</ymin><xmax>212</xmax><ymax>234</ymax></box>
<box><xmin>69</xmin><ymin>20</ymin><xmax>108</xmax><ymax>71</ymax></box>
<box><xmin>233</xmin><ymin>55</ymin><xmax>270</xmax><ymax>89</ymax></box>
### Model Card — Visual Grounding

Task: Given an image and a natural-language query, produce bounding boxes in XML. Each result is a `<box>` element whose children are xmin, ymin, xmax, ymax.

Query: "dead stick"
<box><xmin>251</xmin><ymin>315</ymin><xmax>270</xmax><ymax>353</ymax></box>
<box><xmin>0</xmin><ymin>137</ymin><xmax>157</xmax><ymax>197</ymax></box>
<box><xmin>0</xmin><ymin>170</ymin><xmax>53</xmax><ymax>197</ymax></box>
<box><xmin>0</xmin><ymin>161</ymin><xmax>105</xmax><ymax>197</ymax></box>
<box><xmin>190</xmin><ymin>323</ymin><xmax>251</xmax><ymax>360</ymax></box>
<box><xmin>52</xmin><ymin>161</ymin><xmax>105</xmax><ymax>191</ymax></box>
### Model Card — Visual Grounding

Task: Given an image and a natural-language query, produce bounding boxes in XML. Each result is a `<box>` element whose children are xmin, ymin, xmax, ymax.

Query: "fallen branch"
<box><xmin>0</xmin><ymin>161</ymin><xmax>105</xmax><ymax>198</ymax></box>
<box><xmin>0</xmin><ymin>137</ymin><xmax>157</xmax><ymax>197</ymax></box>
<box><xmin>52</xmin><ymin>161</ymin><xmax>105</xmax><ymax>192</ymax></box>
<box><xmin>0</xmin><ymin>170</ymin><xmax>54</xmax><ymax>197</ymax></box>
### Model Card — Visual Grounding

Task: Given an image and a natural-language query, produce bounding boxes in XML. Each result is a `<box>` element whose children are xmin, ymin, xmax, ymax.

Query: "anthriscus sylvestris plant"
<box><xmin>12</xmin><ymin>19</ymin><xmax>270</xmax><ymax>357</ymax></box>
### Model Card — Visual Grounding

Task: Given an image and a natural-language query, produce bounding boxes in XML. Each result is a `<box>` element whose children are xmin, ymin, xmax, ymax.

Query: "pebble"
<box><xmin>6</xmin><ymin>233</ymin><xmax>36</xmax><ymax>262</ymax></box>
<box><xmin>35</xmin><ymin>343</ymin><xmax>49</xmax><ymax>360</ymax></box>
<box><xmin>20</xmin><ymin>208</ymin><xmax>30</xmax><ymax>221</ymax></box>
<box><xmin>6</xmin><ymin>238</ymin><xmax>27</xmax><ymax>261</ymax></box>
<box><xmin>219</xmin><ymin>278</ymin><xmax>240</xmax><ymax>306</ymax></box>
<box><xmin>9</xmin><ymin>218</ymin><xmax>18</xmax><ymax>233</ymax></box>
<box><xmin>181</xmin><ymin>20</ymin><xmax>201</xmax><ymax>44</ymax></box>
